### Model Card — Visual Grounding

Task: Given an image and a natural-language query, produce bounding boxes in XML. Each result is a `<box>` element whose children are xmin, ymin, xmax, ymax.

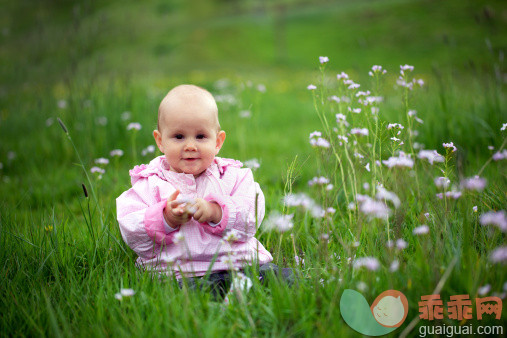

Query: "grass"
<box><xmin>1</xmin><ymin>0</ymin><xmax>506</xmax><ymax>336</ymax></box>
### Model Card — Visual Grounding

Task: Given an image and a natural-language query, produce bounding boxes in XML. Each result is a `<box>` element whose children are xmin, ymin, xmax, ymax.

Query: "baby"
<box><xmin>116</xmin><ymin>84</ymin><xmax>274</xmax><ymax>281</ymax></box>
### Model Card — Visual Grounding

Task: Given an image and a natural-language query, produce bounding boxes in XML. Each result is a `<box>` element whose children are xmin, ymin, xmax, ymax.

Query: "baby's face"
<box><xmin>154</xmin><ymin>93</ymin><xmax>225</xmax><ymax>177</ymax></box>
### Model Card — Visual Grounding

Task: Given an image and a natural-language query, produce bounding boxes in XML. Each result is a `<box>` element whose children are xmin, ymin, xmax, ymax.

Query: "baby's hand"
<box><xmin>190</xmin><ymin>198</ymin><xmax>222</xmax><ymax>224</ymax></box>
<box><xmin>163</xmin><ymin>190</ymin><xmax>192</xmax><ymax>229</ymax></box>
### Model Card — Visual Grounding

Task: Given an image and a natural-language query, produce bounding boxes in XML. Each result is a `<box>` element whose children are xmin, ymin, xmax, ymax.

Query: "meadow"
<box><xmin>1</xmin><ymin>0</ymin><xmax>506</xmax><ymax>336</ymax></box>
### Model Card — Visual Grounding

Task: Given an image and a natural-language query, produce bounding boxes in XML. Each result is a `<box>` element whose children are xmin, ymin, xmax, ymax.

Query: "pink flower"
<box><xmin>382</xmin><ymin>154</ymin><xmax>414</xmax><ymax>168</ymax></box>
<box><xmin>337</xmin><ymin>72</ymin><xmax>349</xmax><ymax>80</ymax></box>
<box><xmin>396</xmin><ymin>238</ymin><xmax>408</xmax><ymax>249</ymax></box>
<box><xmin>350</xmin><ymin>128</ymin><xmax>369</xmax><ymax>136</ymax></box>
<box><xmin>418</xmin><ymin>150</ymin><xmax>445</xmax><ymax>165</ymax></box>
<box><xmin>492</xmin><ymin>150</ymin><xmax>507</xmax><ymax>161</ymax></box>
<box><xmin>434</xmin><ymin>177</ymin><xmax>450</xmax><ymax>189</ymax></box>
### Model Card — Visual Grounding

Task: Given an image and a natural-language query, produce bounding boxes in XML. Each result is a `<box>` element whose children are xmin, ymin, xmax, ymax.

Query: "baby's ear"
<box><xmin>215</xmin><ymin>130</ymin><xmax>226</xmax><ymax>154</ymax></box>
<box><xmin>153</xmin><ymin>130</ymin><xmax>164</xmax><ymax>152</ymax></box>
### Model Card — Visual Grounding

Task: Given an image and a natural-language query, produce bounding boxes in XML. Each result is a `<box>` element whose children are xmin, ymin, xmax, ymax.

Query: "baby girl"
<box><xmin>116</xmin><ymin>84</ymin><xmax>274</xmax><ymax>281</ymax></box>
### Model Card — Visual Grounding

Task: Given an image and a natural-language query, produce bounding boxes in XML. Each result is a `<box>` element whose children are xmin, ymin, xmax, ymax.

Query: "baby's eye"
<box><xmin>196</xmin><ymin>134</ymin><xmax>206</xmax><ymax>140</ymax></box>
<box><xmin>174</xmin><ymin>134</ymin><xmax>184</xmax><ymax>140</ymax></box>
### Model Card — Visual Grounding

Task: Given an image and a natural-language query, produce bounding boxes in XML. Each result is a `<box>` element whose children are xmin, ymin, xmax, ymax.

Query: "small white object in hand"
<box><xmin>175</xmin><ymin>197</ymin><xmax>195</xmax><ymax>204</ymax></box>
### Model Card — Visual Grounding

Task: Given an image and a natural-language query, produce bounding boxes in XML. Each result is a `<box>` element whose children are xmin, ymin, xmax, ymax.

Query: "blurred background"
<box><xmin>0</xmin><ymin>0</ymin><xmax>505</xmax><ymax>206</ymax></box>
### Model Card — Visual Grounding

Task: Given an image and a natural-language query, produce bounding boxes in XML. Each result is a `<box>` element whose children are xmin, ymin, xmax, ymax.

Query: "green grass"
<box><xmin>1</xmin><ymin>0</ymin><xmax>506</xmax><ymax>336</ymax></box>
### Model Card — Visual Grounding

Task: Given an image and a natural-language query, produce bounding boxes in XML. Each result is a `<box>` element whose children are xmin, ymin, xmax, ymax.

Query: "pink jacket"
<box><xmin>116</xmin><ymin>156</ymin><xmax>273</xmax><ymax>278</ymax></box>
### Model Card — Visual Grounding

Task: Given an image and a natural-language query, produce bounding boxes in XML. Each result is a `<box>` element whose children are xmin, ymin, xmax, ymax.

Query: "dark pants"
<box><xmin>178</xmin><ymin>263</ymin><xmax>297</xmax><ymax>299</ymax></box>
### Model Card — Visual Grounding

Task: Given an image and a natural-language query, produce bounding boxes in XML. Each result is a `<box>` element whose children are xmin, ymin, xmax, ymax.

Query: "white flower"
<box><xmin>461</xmin><ymin>176</ymin><xmax>487</xmax><ymax>191</ymax></box>
<box><xmin>319</xmin><ymin>56</ymin><xmax>329</xmax><ymax>64</ymax></box>
<box><xmin>389</xmin><ymin>260</ymin><xmax>400</xmax><ymax>272</ymax></box>
<box><xmin>478</xmin><ymin>284</ymin><xmax>491</xmax><ymax>296</ymax></box>
<box><xmin>492</xmin><ymin>150</ymin><xmax>507</xmax><ymax>161</ymax></box>
<box><xmin>239</xmin><ymin>110</ymin><xmax>251</xmax><ymax>119</ymax></box>
<box><xmin>418</xmin><ymin>150</ymin><xmax>445</xmax><ymax>165</ymax></box>
<box><xmin>224</xmin><ymin>230</ymin><xmax>241</xmax><ymax>243</ymax></box>
<box><xmin>110</xmin><ymin>149</ymin><xmax>124</xmax><ymax>157</ymax></box>
<box><xmin>310</xmin><ymin>137</ymin><xmax>330</xmax><ymax>148</ymax></box>
<box><xmin>382</xmin><ymin>154</ymin><xmax>414</xmax><ymax>168</ymax></box>
<box><xmin>121</xmin><ymin>111</ymin><xmax>132</xmax><ymax>121</ymax></box>
<box><xmin>489</xmin><ymin>246</ymin><xmax>507</xmax><ymax>263</ymax></box>
<box><xmin>337</xmin><ymin>72</ymin><xmax>349</xmax><ymax>80</ymax></box>
<box><xmin>120</xmin><ymin>288</ymin><xmax>135</xmax><ymax>297</ymax></box>
<box><xmin>413</xmin><ymin>225</ymin><xmax>429</xmax><ymax>235</ymax></box>
<box><xmin>396</xmin><ymin>238</ymin><xmax>408</xmax><ymax>249</ymax></box>
<box><xmin>57</xmin><ymin>99</ymin><xmax>67</xmax><ymax>109</ymax></box>
<box><xmin>308</xmin><ymin>176</ymin><xmax>330</xmax><ymax>186</ymax></box>
<box><xmin>307</xmin><ymin>84</ymin><xmax>317</xmax><ymax>90</ymax></box>
<box><xmin>173</xmin><ymin>232</ymin><xmax>185</xmax><ymax>244</ymax></box>
<box><xmin>400</xmin><ymin>64</ymin><xmax>414</xmax><ymax>72</ymax></box>
<box><xmin>443</xmin><ymin>142</ymin><xmax>457</xmax><ymax>152</ymax></box>
<box><xmin>359</xmin><ymin>196</ymin><xmax>390</xmax><ymax>219</ymax></box>
<box><xmin>350</xmin><ymin>128</ymin><xmax>369</xmax><ymax>136</ymax></box>
<box><xmin>480</xmin><ymin>210</ymin><xmax>507</xmax><ymax>232</ymax></box>
<box><xmin>127</xmin><ymin>122</ymin><xmax>142</xmax><ymax>131</ymax></box>
<box><xmin>501</xmin><ymin>123</ymin><xmax>507</xmax><ymax>131</ymax></box>
<box><xmin>434</xmin><ymin>177</ymin><xmax>450</xmax><ymax>189</ymax></box>
<box><xmin>95</xmin><ymin>116</ymin><xmax>108</xmax><ymax>126</ymax></box>
<box><xmin>263</xmin><ymin>212</ymin><xmax>294</xmax><ymax>232</ymax></box>
<box><xmin>375</xmin><ymin>186</ymin><xmax>401</xmax><ymax>208</ymax></box>
<box><xmin>353</xmin><ymin>257</ymin><xmax>380</xmax><ymax>271</ymax></box>
<box><xmin>95</xmin><ymin>158</ymin><xmax>109</xmax><ymax>165</ymax></box>
<box><xmin>90</xmin><ymin>167</ymin><xmax>105</xmax><ymax>174</ymax></box>
<box><xmin>244</xmin><ymin>158</ymin><xmax>260</xmax><ymax>170</ymax></box>
<box><xmin>257</xmin><ymin>84</ymin><xmax>266</xmax><ymax>93</ymax></box>
<box><xmin>387</xmin><ymin>123</ymin><xmax>404</xmax><ymax>130</ymax></box>
<box><xmin>365</xmin><ymin>163</ymin><xmax>370</xmax><ymax>172</ymax></box>
<box><xmin>473</xmin><ymin>206</ymin><xmax>478</xmax><ymax>213</ymax></box>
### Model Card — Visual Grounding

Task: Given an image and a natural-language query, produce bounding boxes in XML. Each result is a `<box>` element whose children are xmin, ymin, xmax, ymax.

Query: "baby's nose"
<box><xmin>184</xmin><ymin>142</ymin><xmax>197</xmax><ymax>151</ymax></box>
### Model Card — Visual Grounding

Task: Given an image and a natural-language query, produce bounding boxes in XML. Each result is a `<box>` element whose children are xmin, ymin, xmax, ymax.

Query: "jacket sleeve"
<box><xmin>202</xmin><ymin>168</ymin><xmax>265</xmax><ymax>241</ymax></box>
<box><xmin>116</xmin><ymin>176</ymin><xmax>177</xmax><ymax>259</ymax></box>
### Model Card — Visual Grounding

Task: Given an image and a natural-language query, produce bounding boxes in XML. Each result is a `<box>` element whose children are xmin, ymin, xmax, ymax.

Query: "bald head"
<box><xmin>158</xmin><ymin>84</ymin><xmax>220</xmax><ymax>131</ymax></box>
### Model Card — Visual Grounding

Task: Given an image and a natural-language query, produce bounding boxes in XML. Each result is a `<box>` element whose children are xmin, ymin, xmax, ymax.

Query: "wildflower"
<box><xmin>350</xmin><ymin>128</ymin><xmax>368</xmax><ymax>136</ymax></box>
<box><xmin>462</xmin><ymin>175</ymin><xmax>487</xmax><ymax>191</ymax></box>
<box><xmin>310</xmin><ymin>137</ymin><xmax>330</xmax><ymax>148</ymax></box>
<box><xmin>492</xmin><ymin>150</ymin><xmax>507</xmax><ymax>161</ymax></box>
<box><xmin>319</xmin><ymin>56</ymin><xmax>329</xmax><ymax>64</ymax></box>
<box><xmin>44</xmin><ymin>225</ymin><xmax>53</xmax><ymax>232</ymax></box>
<box><xmin>90</xmin><ymin>167</ymin><xmax>105</xmax><ymax>175</ymax></box>
<box><xmin>348</xmin><ymin>83</ymin><xmax>360</xmax><ymax>90</ymax></box>
<box><xmin>330</xmin><ymin>95</ymin><xmax>341</xmax><ymax>103</ymax></box>
<box><xmin>127</xmin><ymin>122</ymin><xmax>142</xmax><ymax>131</ymax></box>
<box><xmin>363</xmin><ymin>183</ymin><xmax>370</xmax><ymax>190</ymax></box>
<box><xmin>326</xmin><ymin>184</ymin><xmax>333</xmax><ymax>191</ymax></box>
<box><xmin>219</xmin><ymin>254</ymin><xmax>237</xmax><ymax>266</ymax></box>
<box><xmin>353</xmin><ymin>257</ymin><xmax>380</xmax><ymax>271</ymax></box>
<box><xmin>488</xmin><ymin>146</ymin><xmax>494</xmax><ymax>150</ymax></box>
<box><xmin>354</xmin><ymin>152</ymin><xmax>364</xmax><ymax>159</ymax></box>
<box><xmin>415</xmin><ymin>117</ymin><xmax>424</xmax><ymax>124</ymax></box>
<box><xmin>376</xmin><ymin>186</ymin><xmax>401</xmax><ymax>208</ymax></box>
<box><xmin>473</xmin><ymin>206</ymin><xmax>478</xmax><ymax>212</ymax></box>
<box><xmin>307</xmin><ymin>84</ymin><xmax>317</xmax><ymax>90</ymax></box>
<box><xmin>357</xmin><ymin>281</ymin><xmax>368</xmax><ymax>292</ymax></box>
<box><xmin>263</xmin><ymin>212</ymin><xmax>294</xmax><ymax>232</ymax></box>
<box><xmin>371</xmin><ymin>107</ymin><xmax>379</xmax><ymax>115</ymax></box>
<box><xmin>418</xmin><ymin>150</ymin><xmax>445</xmax><ymax>165</ymax></box>
<box><xmin>310</xmin><ymin>205</ymin><xmax>326</xmax><ymax>218</ymax></box>
<box><xmin>173</xmin><ymin>232</ymin><xmax>185</xmax><ymax>244</ymax></box>
<box><xmin>443</xmin><ymin>142</ymin><xmax>457</xmax><ymax>152</ymax></box>
<box><xmin>95</xmin><ymin>158</ymin><xmax>109</xmax><ymax>165</ymax></box>
<box><xmin>424</xmin><ymin>212</ymin><xmax>430</xmax><ymax>219</ymax></box>
<box><xmin>295</xmin><ymin>255</ymin><xmax>305</xmax><ymax>266</ymax></box>
<box><xmin>229</xmin><ymin>272</ymin><xmax>253</xmax><ymax>293</ymax></box>
<box><xmin>283</xmin><ymin>193</ymin><xmax>314</xmax><ymax>209</ymax></box>
<box><xmin>480</xmin><ymin>210</ymin><xmax>507</xmax><ymax>232</ymax></box>
<box><xmin>400</xmin><ymin>64</ymin><xmax>414</xmax><ymax>73</ymax></box>
<box><xmin>390</xmin><ymin>136</ymin><xmax>400</xmax><ymax>142</ymax></box>
<box><xmin>337</xmin><ymin>135</ymin><xmax>349</xmax><ymax>145</ymax></box>
<box><xmin>239</xmin><ymin>110</ymin><xmax>251</xmax><ymax>119</ymax></box>
<box><xmin>489</xmin><ymin>246</ymin><xmax>507</xmax><ymax>263</ymax></box>
<box><xmin>387</xmin><ymin>123</ymin><xmax>404</xmax><ymax>130</ymax></box>
<box><xmin>413</xmin><ymin>225</ymin><xmax>429</xmax><ymax>235</ymax></box>
<box><xmin>416</xmin><ymin>79</ymin><xmax>424</xmax><ymax>87</ymax></box>
<box><xmin>434</xmin><ymin>177</ymin><xmax>450</xmax><ymax>189</ymax></box>
<box><xmin>110</xmin><ymin>149</ymin><xmax>124</xmax><ymax>157</ymax></box>
<box><xmin>348</xmin><ymin>107</ymin><xmax>362</xmax><ymax>114</ymax></box>
<box><xmin>95</xmin><ymin>116</ymin><xmax>108</xmax><ymax>126</ymax></box>
<box><xmin>365</xmin><ymin>163</ymin><xmax>370</xmax><ymax>172</ymax></box>
<box><xmin>223</xmin><ymin>230</ymin><xmax>240</xmax><ymax>243</ymax></box>
<box><xmin>389</xmin><ymin>260</ymin><xmax>400</xmax><ymax>272</ymax></box>
<box><xmin>326</xmin><ymin>207</ymin><xmax>336</xmax><ymax>214</ymax></box>
<box><xmin>320</xmin><ymin>233</ymin><xmax>330</xmax><ymax>241</ymax></box>
<box><xmin>309</xmin><ymin>131</ymin><xmax>322</xmax><ymax>139</ymax></box>
<box><xmin>121</xmin><ymin>111</ymin><xmax>131</xmax><ymax>120</ymax></box>
<box><xmin>359</xmin><ymin>197</ymin><xmax>390</xmax><ymax>218</ymax></box>
<box><xmin>337</xmin><ymin>72</ymin><xmax>349</xmax><ymax>80</ymax></box>
<box><xmin>257</xmin><ymin>84</ymin><xmax>266</xmax><ymax>93</ymax></box>
<box><xmin>243</xmin><ymin>158</ymin><xmax>260</xmax><ymax>170</ymax></box>
<box><xmin>478</xmin><ymin>284</ymin><xmax>491</xmax><ymax>296</ymax></box>
<box><xmin>57</xmin><ymin>99</ymin><xmax>67</xmax><ymax>109</ymax></box>
<box><xmin>501</xmin><ymin>123</ymin><xmax>507</xmax><ymax>131</ymax></box>
<box><xmin>46</xmin><ymin>117</ymin><xmax>54</xmax><ymax>127</ymax></box>
<box><xmin>396</xmin><ymin>239</ymin><xmax>408</xmax><ymax>249</ymax></box>
<box><xmin>115</xmin><ymin>288</ymin><xmax>136</xmax><ymax>301</ymax></box>
<box><xmin>382</xmin><ymin>154</ymin><xmax>414</xmax><ymax>168</ymax></box>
